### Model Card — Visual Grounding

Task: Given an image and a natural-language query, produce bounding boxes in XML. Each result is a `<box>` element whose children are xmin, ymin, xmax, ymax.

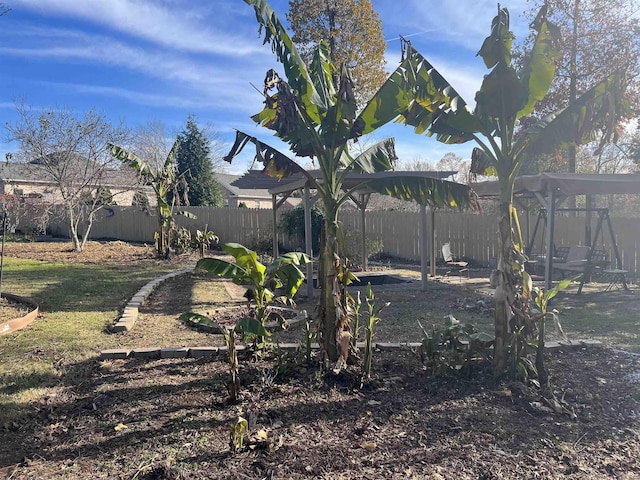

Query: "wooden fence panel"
<box><xmin>48</xmin><ymin>206</ymin><xmax>640</xmax><ymax>275</ymax></box>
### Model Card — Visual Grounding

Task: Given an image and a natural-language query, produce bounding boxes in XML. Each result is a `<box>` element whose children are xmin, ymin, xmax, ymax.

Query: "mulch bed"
<box><xmin>2</xmin><ymin>346</ymin><xmax>639</xmax><ymax>479</ymax></box>
<box><xmin>1</xmin><ymin>240</ymin><xmax>639</xmax><ymax>478</ymax></box>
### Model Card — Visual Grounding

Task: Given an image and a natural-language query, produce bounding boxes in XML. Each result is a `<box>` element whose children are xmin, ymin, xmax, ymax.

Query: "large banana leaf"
<box><xmin>272</xmin><ymin>262</ymin><xmax>307</xmax><ymax>298</ymax></box>
<box><xmin>476</xmin><ymin>7</ymin><xmax>513</xmax><ymax>69</ymax></box>
<box><xmin>356</xmin><ymin>43</ymin><xmax>476</xmax><ymax>141</ymax></box>
<box><xmin>344</xmin><ymin>138</ymin><xmax>397</xmax><ymax>174</ymax></box>
<box><xmin>163</xmin><ymin>139</ymin><xmax>180</xmax><ymax>178</ymax></box>
<box><xmin>514</xmin><ymin>72</ymin><xmax>628</xmax><ymax>158</ymax></box>
<box><xmin>517</xmin><ymin>9</ymin><xmax>561</xmax><ymax>118</ymax></box>
<box><xmin>109</xmin><ymin>144</ymin><xmax>154</xmax><ymax>183</ymax></box>
<box><xmin>320</xmin><ymin>64</ymin><xmax>358</xmax><ymax>149</ymax></box>
<box><xmin>308</xmin><ymin>41</ymin><xmax>336</xmax><ymax>113</ymax></box>
<box><xmin>250</xmin><ymin>76</ymin><xmax>321</xmax><ymax>158</ymax></box>
<box><xmin>352</xmin><ymin>54</ymin><xmax>414</xmax><ymax>136</ymax></box>
<box><xmin>363</xmin><ymin>176</ymin><xmax>479</xmax><ymax>210</ymax></box>
<box><xmin>358</xmin><ymin>44</ymin><xmax>478</xmax><ymax>143</ymax></box>
<box><xmin>222</xmin><ymin>243</ymin><xmax>266</xmax><ymax>276</ymax></box>
<box><xmin>475</xmin><ymin>64</ymin><xmax>528</xmax><ymax>120</ymax></box>
<box><xmin>196</xmin><ymin>257</ymin><xmax>247</xmax><ymax>281</ymax></box>
<box><xmin>224</xmin><ymin>130</ymin><xmax>317</xmax><ymax>184</ymax></box>
<box><xmin>244</xmin><ymin>0</ymin><xmax>326</xmax><ymax>124</ymax></box>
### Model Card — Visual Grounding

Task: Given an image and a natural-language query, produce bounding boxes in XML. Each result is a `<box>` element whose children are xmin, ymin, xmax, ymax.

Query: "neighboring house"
<box><xmin>216</xmin><ymin>172</ymin><xmax>302</xmax><ymax>209</ymax></box>
<box><xmin>0</xmin><ymin>160</ymin><xmax>154</xmax><ymax>206</ymax></box>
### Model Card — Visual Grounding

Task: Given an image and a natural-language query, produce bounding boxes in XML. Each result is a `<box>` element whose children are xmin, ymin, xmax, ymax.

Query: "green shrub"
<box><xmin>279</xmin><ymin>204</ymin><xmax>324</xmax><ymax>253</ymax></box>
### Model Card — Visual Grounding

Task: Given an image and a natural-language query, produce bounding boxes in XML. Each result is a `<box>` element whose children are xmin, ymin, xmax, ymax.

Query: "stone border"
<box><xmin>99</xmin><ymin>339</ymin><xmax>602</xmax><ymax>360</ymax></box>
<box><xmin>110</xmin><ymin>267</ymin><xmax>193</xmax><ymax>332</ymax></box>
<box><xmin>105</xmin><ymin>267</ymin><xmax>603</xmax><ymax>359</ymax></box>
<box><xmin>111</xmin><ymin>267</ymin><xmax>309</xmax><ymax>333</ymax></box>
<box><xmin>0</xmin><ymin>292</ymin><xmax>39</xmax><ymax>336</ymax></box>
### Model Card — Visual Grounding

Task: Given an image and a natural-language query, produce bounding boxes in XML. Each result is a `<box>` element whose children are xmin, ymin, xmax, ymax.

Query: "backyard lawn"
<box><xmin>1</xmin><ymin>239</ymin><xmax>639</xmax><ymax>479</ymax></box>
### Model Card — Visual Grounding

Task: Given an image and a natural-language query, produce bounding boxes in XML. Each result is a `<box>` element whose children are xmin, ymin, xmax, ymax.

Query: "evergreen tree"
<box><xmin>174</xmin><ymin>116</ymin><xmax>223</xmax><ymax>207</ymax></box>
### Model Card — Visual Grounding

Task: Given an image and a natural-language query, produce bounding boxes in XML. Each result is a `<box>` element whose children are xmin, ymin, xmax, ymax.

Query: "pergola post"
<box><xmin>360</xmin><ymin>193</ymin><xmax>368</xmax><ymax>271</ymax></box>
<box><xmin>304</xmin><ymin>183</ymin><xmax>314</xmax><ymax>298</ymax></box>
<box><xmin>429</xmin><ymin>207</ymin><xmax>436</xmax><ymax>277</ymax></box>
<box><xmin>420</xmin><ymin>204</ymin><xmax>428</xmax><ymax>290</ymax></box>
<box><xmin>272</xmin><ymin>194</ymin><xmax>278</xmax><ymax>259</ymax></box>
<box><xmin>544</xmin><ymin>189</ymin><xmax>556</xmax><ymax>291</ymax></box>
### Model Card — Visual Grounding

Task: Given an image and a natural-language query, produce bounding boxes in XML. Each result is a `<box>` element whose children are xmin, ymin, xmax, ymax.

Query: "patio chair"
<box><xmin>442</xmin><ymin>243</ymin><xmax>469</xmax><ymax>279</ymax></box>
<box><xmin>553</xmin><ymin>245</ymin><xmax>590</xmax><ymax>278</ymax></box>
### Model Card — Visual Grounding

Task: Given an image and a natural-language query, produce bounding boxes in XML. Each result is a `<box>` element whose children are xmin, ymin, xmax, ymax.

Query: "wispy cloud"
<box><xmin>10</xmin><ymin>0</ymin><xmax>266</xmax><ymax>57</ymax></box>
<box><xmin>0</xmin><ymin>24</ymin><xmax>272</xmax><ymax>112</ymax></box>
<box><xmin>381</xmin><ymin>0</ymin><xmax>531</xmax><ymax>52</ymax></box>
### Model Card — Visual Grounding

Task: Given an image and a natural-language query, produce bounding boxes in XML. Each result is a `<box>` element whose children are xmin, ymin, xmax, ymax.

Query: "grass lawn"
<box><xmin>0</xmin><ymin>244</ymin><xmax>183</xmax><ymax>422</ymax></box>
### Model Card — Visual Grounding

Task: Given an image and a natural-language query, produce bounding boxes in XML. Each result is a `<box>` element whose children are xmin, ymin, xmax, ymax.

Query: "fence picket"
<box><xmin>47</xmin><ymin>206</ymin><xmax>640</xmax><ymax>275</ymax></box>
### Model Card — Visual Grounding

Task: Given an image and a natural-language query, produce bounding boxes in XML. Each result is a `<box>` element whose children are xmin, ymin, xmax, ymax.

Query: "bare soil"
<box><xmin>0</xmin><ymin>297</ymin><xmax>31</xmax><ymax>323</ymax></box>
<box><xmin>1</xmin><ymin>240</ymin><xmax>639</xmax><ymax>479</ymax></box>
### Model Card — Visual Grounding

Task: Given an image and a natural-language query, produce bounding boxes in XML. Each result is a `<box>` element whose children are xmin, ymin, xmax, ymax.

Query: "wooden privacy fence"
<box><xmin>49</xmin><ymin>206</ymin><xmax>640</xmax><ymax>275</ymax></box>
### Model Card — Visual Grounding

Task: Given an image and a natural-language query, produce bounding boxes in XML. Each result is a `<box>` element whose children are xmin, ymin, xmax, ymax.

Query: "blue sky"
<box><xmin>0</xmin><ymin>0</ymin><xmax>532</xmax><ymax>173</ymax></box>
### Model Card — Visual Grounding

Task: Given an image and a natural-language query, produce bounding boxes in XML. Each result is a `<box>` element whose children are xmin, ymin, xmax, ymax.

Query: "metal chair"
<box><xmin>442</xmin><ymin>243</ymin><xmax>469</xmax><ymax>279</ymax></box>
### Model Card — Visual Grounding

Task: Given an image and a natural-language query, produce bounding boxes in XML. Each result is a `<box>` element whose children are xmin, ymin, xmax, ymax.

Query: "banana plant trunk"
<box><xmin>156</xmin><ymin>216</ymin><xmax>165</xmax><ymax>258</ymax></box>
<box><xmin>493</xmin><ymin>183</ymin><xmax>520</xmax><ymax>375</ymax></box>
<box><xmin>318</xmin><ymin>207</ymin><xmax>348</xmax><ymax>364</ymax></box>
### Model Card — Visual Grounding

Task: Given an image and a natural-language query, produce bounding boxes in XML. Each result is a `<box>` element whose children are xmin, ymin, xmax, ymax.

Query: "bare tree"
<box><xmin>436</xmin><ymin>152</ymin><xmax>471</xmax><ymax>184</ymax></box>
<box><xmin>201</xmin><ymin>124</ymin><xmax>230</xmax><ymax>174</ymax></box>
<box><xmin>400</xmin><ymin>157</ymin><xmax>438</xmax><ymax>172</ymax></box>
<box><xmin>6</xmin><ymin>104</ymin><xmax>131</xmax><ymax>252</ymax></box>
<box><xmin>133</xmin><ymin>120</ymin><xmax>228</xmax><ymax>175</ymax></box>
<box><xmin>132</xmin><ymin>120</ymin><xmax>173</xmax><ymax>175</ymax></box>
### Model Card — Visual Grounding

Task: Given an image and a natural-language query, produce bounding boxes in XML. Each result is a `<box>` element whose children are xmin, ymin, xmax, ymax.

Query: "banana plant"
<box><xmin>226</xmin><ymin>0</ymin><xmax>479</xmax><ymax>364</ymax></box>
<box><xmin>362</xmin><ymin>5</ymin><xmax>627</xmax><ymax>375</ymax></box>
<box><xmin>196</xmin><ymin>243</ymin><xmax>311</xmax><ymax>331</ymax></box>
<box><xmin>179</xmin><ymin>312</ymin><xmax>270</xmax><ymax>403</ymax></box>
<box><xmin>109</xmin><ymin>143</ymin><xmax>195</xmax><ymax>258</ymax></box>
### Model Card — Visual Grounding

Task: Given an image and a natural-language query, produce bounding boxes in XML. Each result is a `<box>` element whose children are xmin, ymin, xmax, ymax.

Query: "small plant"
<box><xmin>418</xmin><ymin>315</ymin><xmax>493</xmax><ymax>376</ymax></box>
<box><xmin>170</xmin><ymin>226</ymin><xmax>192</xmax><ymax>254</ymax></box>
<box><xmin>302</xmin><ymin>310</ymin><xmax>315</xmax><ymax>365</ymax></box>
<box><xmin>350</xmin><ymin>291</ymin><xmax>362</xmax><ymax>349</ymax></box>
<box><xmin>179</xmin><ymin>313</ymin><xmax>270</xmax><ymax>403</ymax></box>
<box><xmin>512</xmin><ymin>273</ymin><xmax>572</xmax><ymax>387</ymax></box>
<box><xmin>230</xmin><ymin>416</ymin><xmax>249</xmax><ymax>451</ymax></box>
<box><xmin>192</xmin><ymin>225</ymin><xmax>218</xmax><ymax>256</ymax></box>
<box><xmin>343</xmin><ymin>228</ymin><xmax>384</xmax><ymax>266</ymax></box>
<box><xmin>363</xmin><ymin>283</ymin><xmax>389</xmax><ymax>379</ymax></box>
<box><xmin>196</xmin><ymin>243</ymin><xmax>311</xmax><ymax>335</ymax></box>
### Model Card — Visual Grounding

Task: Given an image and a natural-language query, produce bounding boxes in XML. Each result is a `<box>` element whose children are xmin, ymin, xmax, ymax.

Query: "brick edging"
<box><xmin>99</xmin><ymin>339</ymin><xmax>603</xmax><ymax>360</ymax></box>
<box><xmin>110</xmin><ymin>267</ymin><xmax>194</xmax><ymax>333</ymax></box>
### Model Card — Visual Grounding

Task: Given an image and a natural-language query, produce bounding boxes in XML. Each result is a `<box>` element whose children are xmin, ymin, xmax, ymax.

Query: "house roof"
<box><xmin>0</xmin><ymin>160</ymin><xmax>141</xmax><ymax>188</ymax></box>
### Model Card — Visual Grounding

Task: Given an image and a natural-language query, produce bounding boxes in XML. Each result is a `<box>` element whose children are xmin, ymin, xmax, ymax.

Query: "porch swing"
<box><xmin>526</xmin><ymin>207</ymin><xmax>628</xmax><ymax>293</ymax></box>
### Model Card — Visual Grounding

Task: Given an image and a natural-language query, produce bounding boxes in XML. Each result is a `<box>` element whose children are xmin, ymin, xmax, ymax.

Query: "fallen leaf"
<box><xmin>253</xmin><ymin>428</ymin><xmax>268</xmax><ymax>442</ymax></box>
<box><xmin>360</xmin><ymin>441</ymin><xmax>377</xmax><ymax>451</ymax></box>
<box><xmin>114</xmin><ymin>423</ymin><xmax>128</xmax><ymax>431</ymax></box>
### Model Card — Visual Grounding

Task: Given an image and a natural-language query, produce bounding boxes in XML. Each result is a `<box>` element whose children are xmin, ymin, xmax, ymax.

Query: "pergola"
<box><xmin>232</xmin><ymin>170</ymin><xmax>458</xmax><ymax>297</ymax></box>
<box><xmin>472</xmin><ymin>173</ymin><xmax>640</xmax><ymax>290</ymax></box>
